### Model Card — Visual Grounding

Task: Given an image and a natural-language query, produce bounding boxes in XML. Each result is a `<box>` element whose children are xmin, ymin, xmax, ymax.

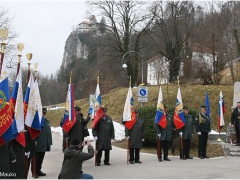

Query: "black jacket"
<box><xmin>231</xmin><ymin>107</ymin><xmax>240</xmax><ymax>127</ymax></box>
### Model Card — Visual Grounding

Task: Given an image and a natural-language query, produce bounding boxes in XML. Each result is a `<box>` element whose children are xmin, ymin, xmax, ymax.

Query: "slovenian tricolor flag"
<box><xmin>24</xmin><ymin>73</ymin><xmax>42</xmax><ymax>139</ymax></box>
<box><xmin>218</xmin><ymin>91</ymin><xmax>225</xmax><ymax>130</ymax></box>
<box><xmin>92</xmin><ymin>83</ymin><xmax>104</xmax><ymax>129</ymax></box>
<box><xmin>122</xmin><ymin>86</ymin><xmax>136</xmax><ymax>130</ymax></box>
<box><xmin>61</xmin><ymin>84</ymin><xmax>76</xmax><ymax>133</ymax></box>
<box><xmin>0</xmin><ymin>54</ymin><xmax>13</xmax><ymax>145</ymax></box>
<box><xmin>155</xmin><ymin>85</ymin><xmax>167</xmax><ymax>129</ymax></box>
<box><xmin>173</xmin><ymin>86</ymin><xmax>185</xmax><ymax>130</ymax></box>
<box><xmin>10</xmin><ymin>66</ymin><xmax>25</xmax><ymax>146</ymax></box>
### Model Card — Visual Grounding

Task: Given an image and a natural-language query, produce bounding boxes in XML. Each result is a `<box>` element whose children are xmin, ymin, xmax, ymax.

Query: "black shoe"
<box><xmin>129</xmin><ymin>161</ymin><xmax>134</xmax><ymax>164</ymax></box>
<box><xmin>37</xmin><ymin>171</ymin><xmax>46</xmax><ymax>176</ymax></box>
<box><xmin>32</xmin><ymin>174</ymin><xmax>38</xmax><ymax>178</ymax></box>
<box><xmin>104</xmin><ymin>162</ymin><xmax>110</xmax><ymax>165</ymax></box>
<box><xmin>164</xmin><ymin>157</ymin><xmax>171</xmax><ymax>161</ymax></box>
<box><xmin>203</xmin><ymin>156</ymin><xmax>210</xmax><ymax>158</ymax></box>
<box><xmin>186</xmin><ymin>156</ymin><xmax>193</xmax><ymax>159</ymax></box>
<box><xmin>235</xmin><ymin>144</ymin><xmax>239</xmax><ymax>146</ymax></box>
<box><xmin>199</xmin><ymin>156</ymin><xmax>204</xmax><ymax>159</ymax></box>
<box><xmin>135</xmin><ymin>161</ymin><xmax>142</xmax><ymax>164</ymax></box>
<box><xmin>159</xmin><ymin>158</ymin><xmax>162</xmax><ymax>162</ymax></box>
<box><xmin>96</xmin><ymin>163</ymin><xmax>100</xmax><ymax>166</ymax></box>
<box><xmin>181</xmin><ymin>157</ymin><xmax>186</xmax><ymax>160</ymax></box>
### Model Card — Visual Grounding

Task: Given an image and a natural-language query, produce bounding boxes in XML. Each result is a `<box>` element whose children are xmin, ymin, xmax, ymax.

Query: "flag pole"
<box><xmin>157</xmin><ymin>76</ymin><xmax>161</xmax><ymax>161</ymax></box>
<box><xmin>66</xmin><ymin>72</ymin><xmax>72</xmax><ymax>149</ymax></box>
<box><xmin>177</xmin><ymin>76</ymin><xmax>184</xmax><ymax>159</ymax></box>
<box><xmin>127</xmin><ymin>76</ymin><xmax>131</xmax><ymax>164</ymax></box>
<box><xmin>0</xmin><ymin>29</ymin><xmax>8</xmax><ymax>74</ymax></box>
<box><xmin>216</xmin><ymin>86</ymin><xmax>223</xmax><ymax>142</ymax></box>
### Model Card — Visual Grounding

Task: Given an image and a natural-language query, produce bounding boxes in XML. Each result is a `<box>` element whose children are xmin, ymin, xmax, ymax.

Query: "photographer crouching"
<box><xmin>59</xmin><ymin>137</ymin><xmax>94</xmax><ymax>179</ymax></box>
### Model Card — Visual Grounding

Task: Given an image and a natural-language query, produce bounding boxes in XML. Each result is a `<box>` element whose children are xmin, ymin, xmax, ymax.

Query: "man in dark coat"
<box><xmin>0</xmin><ymin>142</ymin><xmax>16</xmax><ymax>179</ymax></box>
<box><xmin>195</xmin><ymin>105</ymin><xmax>211</xmax><ymax>159</ymax></box>
<box><xmin>156</xmin><ymin>105</ymin><xmax>173</xmax><ymax>161</ymax></box>
<box><xmin>125</xmin><ymin>109</ymin><xmax>145</xmax><ymax>164</ymax></box>
<box><xmin>92</xmin><ymin>108</ymin><xmax>115</xmax><ymax>166</ymax></box>
<box><xmin>67</xmin><ymin>106</ymin><xmax>91</xmax><ymax>147</ymax></box>
<box><xmin>179</xmin><ymin>106</ymin><xmax>194</xmax><ymax>160</ymax></box>
<box><xmin>35</xmin><ymin>108</ymin><xmax>53</xmax><ymax>176</ymax></box>
<box><xmin>60</xmin><ymin>137</ymin><xmax>94</xmax><ymax>179</ymax></box>
<box><xmin>231</xmin><ymin>102</ymin><xmax>240</xmax><ymax>146</ymax></box>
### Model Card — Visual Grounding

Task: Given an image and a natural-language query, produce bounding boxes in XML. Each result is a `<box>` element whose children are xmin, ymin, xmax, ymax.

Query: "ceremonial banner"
<box><xmin>218</xmin><ymin>91</ymin><xmax>225</xmax><ymax>130</ymax></box>
<box><xmin>204</xmin><ymin>92</ymin><xmax>211</xmax><ymax>116</ymax></box>
<box><xmin>92</xmin><ymin>83</ymin><xmax>104</xmax><ymax>129</ymax></box>
<box><xmin>173</xmin><ymin>87</ymin><xmax>185</xmax><ymax>129</ymax></box>
<box><xmin>10</xmin><ymin>66</ymin><xmax>25</xmax><ymax>146</ymax></box>
<box><xmin>61</xmin><ymin>84</ymin><xmax>76</xmax><ymax>133</ymax></box>
<box><xmin>0</xmin><ymin>53</ymin><xmax>13</xmax><ymax>145</ymax></box>
<box><xmin>122</xmin><ymin>86</ymin><xmax>136</xmax><ymax>130</ymax></box>
<box><xmin>155</xmin><ymin>85</ymin><xmax>167</xmax><ymax>128</ymax></box>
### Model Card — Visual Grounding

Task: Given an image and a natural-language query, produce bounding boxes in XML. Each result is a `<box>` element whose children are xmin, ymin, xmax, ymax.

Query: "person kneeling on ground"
<box><xmin>60</xmin><ymin>137</ymin><xmax>94</xmax><ymax>179</ymax></box>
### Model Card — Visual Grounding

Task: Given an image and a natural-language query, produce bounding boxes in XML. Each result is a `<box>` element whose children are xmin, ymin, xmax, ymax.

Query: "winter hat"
<box><xmin>71</xmin><ymin>137</ymin><xmax>81</xmax><ymax>146</ymax></box>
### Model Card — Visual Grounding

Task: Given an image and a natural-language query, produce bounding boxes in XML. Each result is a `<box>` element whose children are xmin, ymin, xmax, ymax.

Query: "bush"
<box><xmin>138</xmin><ymin>105</ymin><xmax>199</xmax><ymax>146</ymax></box>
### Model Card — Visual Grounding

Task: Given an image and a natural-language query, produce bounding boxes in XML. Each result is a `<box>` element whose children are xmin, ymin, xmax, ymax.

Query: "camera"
<box><xmin>85</xmin><ymin>141</ymin><xmax>88</xmax><ymax>145</ymax></box>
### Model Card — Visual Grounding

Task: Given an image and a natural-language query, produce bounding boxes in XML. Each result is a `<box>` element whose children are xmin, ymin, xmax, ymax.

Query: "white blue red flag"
<box><xmin>0</xmin><ymin>54</ymin><xmax>13</xmax><ymax>145</ymax></box>
<box><xmin>218</xmin><ymin>91</ymin><xmax>225</xmax><ymax>130</ymax></box>
<box><xmin>92</xmin><ymin>83</ymin><xmax>104</xmax><ymax>129</ymax></box>
<box><xmin>173</xmin><ymin>87</ymin><xmax>185</xmax><ymax>130</ymax></box>
<box><xmin>24</xmin><ymin>73</ymin><xmax>42</xmax><ymax>139</ymax></box>
<box><xmin>10</xmin><ymin>66</ymin><xmax>25</xmax><ymax>146</ymax></box>
<box><xmin>155</xmin><ymin>85</ymin><xmax>167</xmax><ymax>129</ymax></box>
<box><xmin>122</xmin><ymin>86</ymin><xmax>136</xmax><ymax>130</ymax></box>
<box><xmin>61</xmin><ymin>84</ymin><xmax>76</xmax><ymax>133</ymax></box>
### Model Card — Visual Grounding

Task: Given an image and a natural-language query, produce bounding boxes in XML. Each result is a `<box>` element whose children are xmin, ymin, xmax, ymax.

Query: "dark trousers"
<box><xmin>36</xmin><ymin>152</ymin><xmax>45</xmax><ymax>172</ymax></box>
<box><xmin>235</xmin><ymin>126</ymin><xmax>240</xmax><ymax>144</ymax></box>
<box><xmin>198</xmin><ymin>132</ymin><xmax>208</xmax><ymax>157</ymax></box>
<box><xmin>129</xmin><ymin>148</ymin><xmax>140</xmax><ymax>162</ymax></box>
<box><xmin>180</xmin><ymin>139</ymin><xmax>191</xmax><ymax>158</ymax></box>
<box><xmin>160</xmin><ymin>140</ymin><xmax>170</xmax><ymax>158</ymax></box>
<box><xmin>97</xmin><ymin>150</ymin><xmax>110</xmax><ymax>164</ymax></box>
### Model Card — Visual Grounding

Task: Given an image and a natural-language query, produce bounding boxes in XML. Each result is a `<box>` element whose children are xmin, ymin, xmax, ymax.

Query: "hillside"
<box><xmin>46</xmin><ymin>84</ymin><xmax>234</xmax><ymax>132</ymax></box>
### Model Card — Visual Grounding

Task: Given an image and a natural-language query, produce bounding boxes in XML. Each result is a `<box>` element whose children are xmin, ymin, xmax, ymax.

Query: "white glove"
<box><xmin>208</xmin><ymin>132</ymin><xmax>210</xmax><ymax>135</ymax></box>
<box><xmin>126</xmin><ymin>136</ymin><xmax>130</xmax><ymax>139</ymax></box>
<box><xmin>179</xmin><ymin>132</ymin><xmax>183</xmax><ymax>136</ymax></box>
<box><xmin>11</xmin><ymin>159</ymin><xmax>16</xmax><ymax>163</ymax></box>
<box><xmin>25</xmin><ymin>151</ymin><xmax>30</xmax><ymax>158</ymax></box>
<box><xmin>158</xmin><ymin>134</ymin><xmax>161</xmax><ymax>138</ymax></box>
<box><xmin>197</xmin><ymin>132</ymin><xmax>201</xmax><ymax>135</ymax></box>
<box><xmin>94</xmin><ymin>136</ymin><xmax>98</xmax><ymax>141</ymax></box>
<box><xmin>142</xmin><ymin>139</ymin><xmax>144</xmax><ymax>141</ymax></box>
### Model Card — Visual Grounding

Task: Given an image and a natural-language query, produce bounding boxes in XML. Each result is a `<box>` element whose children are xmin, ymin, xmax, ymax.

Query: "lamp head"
<box><xmin>122</xmin><ymin>63</ymin><xmax>127</xmax><ymax>69</ymax></box>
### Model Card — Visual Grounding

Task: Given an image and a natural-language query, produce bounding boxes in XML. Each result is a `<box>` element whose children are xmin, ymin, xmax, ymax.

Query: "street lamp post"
<box><xmin>122</xmin><ymin>51</ymin><xmax>144</xmax><ymax>86</ymax></box>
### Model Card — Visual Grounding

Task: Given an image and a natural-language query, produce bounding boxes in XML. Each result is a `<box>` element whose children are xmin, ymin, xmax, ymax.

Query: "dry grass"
<box><xmin>112</xmin><ymin>139</ymin><xmax>225</xmax><ymax>158</ymax></box>
<box><xmin>47</xmin><ymin>84</ymin><xmax>233</xmax><ymax>133</ymax></box>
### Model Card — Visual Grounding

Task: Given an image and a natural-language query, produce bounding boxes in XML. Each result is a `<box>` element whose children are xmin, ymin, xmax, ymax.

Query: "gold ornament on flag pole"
<box><xmin>177</xmin><ymin>76</ymin><xmax>180</xmax><ymax>86</ymax></box>
<box><xmin>17</xmin><ymin>43</ymin><xmax>24</xmax><ymax>63</ymax></box>
<box><xmin>34</xmin><ymin>63</ymin><xmax>38</xmax><ymax>79</ymax></box>
<box><xmin>0</xmin><ymin>29</ymin><xmax>8</xmax><ymax>54</ymax></box>
<box><xmin>69</xmin><ymin>71</ymin><xmax>72</xmax><ymax>84</ymax></box>
<box><xmin>26</xmin><ymin>53</ymin><xmax>32</xmax><ymax>71</ymax></box>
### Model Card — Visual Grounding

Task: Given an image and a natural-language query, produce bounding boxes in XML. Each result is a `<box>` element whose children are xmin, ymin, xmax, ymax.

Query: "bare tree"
<box><xmin>87</xmin><ymin>0</ymin><xmax>157</xmax><ymax>87</ymax></box>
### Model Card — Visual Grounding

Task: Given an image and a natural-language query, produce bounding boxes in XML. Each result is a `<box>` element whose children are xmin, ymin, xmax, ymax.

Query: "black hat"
<box><xmin>103</xmin><ymin>108</ymin><xmax>107</xmax><ymax>112</ymax></box>
<box><xmin>201</xmin><ymin>105</ymin><xmax>207</xmax><ymax>109</ymax></box>
<box><xmin>164</xmin><ymin>104</ymin><xmax>168</xmax><ymax>108</ymax></box>
<box><xmin>183</xmin><ymin>106</ymin><xmax>189</xmax><ymax>110</ymax></box>
<box><xmin>42</xmin><ymin>108</ymin><xmax>47</xmax><ymax>113</ymax></box>
<box><xmin>75</xmin><ymin>106</ymin><xmax>81</xmax><ymax>111</ymax></box>
<box><xmin>71</xmin><ymin>137</ymin><xmax>81</xmax><ymax>146</ymax></box>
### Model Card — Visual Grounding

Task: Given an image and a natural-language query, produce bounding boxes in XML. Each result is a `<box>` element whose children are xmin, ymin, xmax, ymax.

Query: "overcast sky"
<box><xmin>0</xmin><ymin>0</ymin><xmax>88</xmax><ymax>76</ymax></box>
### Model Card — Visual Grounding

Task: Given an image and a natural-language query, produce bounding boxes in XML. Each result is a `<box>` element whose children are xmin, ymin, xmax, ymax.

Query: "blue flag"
<box><xmin>204</xmin><ymin>92</ymin><xmax>210</xmax><ymax>117</ymax></box>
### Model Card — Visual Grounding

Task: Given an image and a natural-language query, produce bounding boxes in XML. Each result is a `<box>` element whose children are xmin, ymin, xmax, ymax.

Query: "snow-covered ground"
<box><xmin>51</xmin><ymin>121</ymin><xmax>225</xmax><ymax>143</ymax></box>
<box><xmin>51</xmin><ymin>121</ymin><xmax>126</xmax><ymax>142</ymax></box>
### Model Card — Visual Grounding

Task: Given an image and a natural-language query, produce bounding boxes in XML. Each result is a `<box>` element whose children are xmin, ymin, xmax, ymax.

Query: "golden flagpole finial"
<box><xmin>0</xmin><ymin>29</ymin><xmax>9</xmax><ymax>54</ymax></box>
<box><xmin>17</xmin><ymin>43</ymin><xmax>24</xmax><ymax>63</ymax></box>
<box><xmin>129</xmin><ymin>76</ymin><xmax>131</xmax><ymax>87</ymax></box>
<box><xmin>159</xmin><ymin>74</ymin><xmax>162</xmax><ymax>86</ymax></box>
<box><xmin>97</xmin><ymin>68</ymin><xmax>101</xmax><ymax>84</ymax></box>
<box><xmin>69</xmin><ymin>71</ymin><xmax>72</xmax><ymax>84</ymax></box>
<box><xmin>34</xmin><ymin>63</ymin><xmax>38</xmax><ymax>79</ymax></box>
<box><xmin>26</xmin><ymin>53</ymin><xmax>32</xmax><ymax>71</ymax></box>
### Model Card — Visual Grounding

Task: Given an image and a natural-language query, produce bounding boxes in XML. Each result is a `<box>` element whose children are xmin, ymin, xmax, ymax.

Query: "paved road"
<box><xmin>28</xmin><ymin>132</ymin><xmax>240</xmax><ymax>179</ymax></box>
